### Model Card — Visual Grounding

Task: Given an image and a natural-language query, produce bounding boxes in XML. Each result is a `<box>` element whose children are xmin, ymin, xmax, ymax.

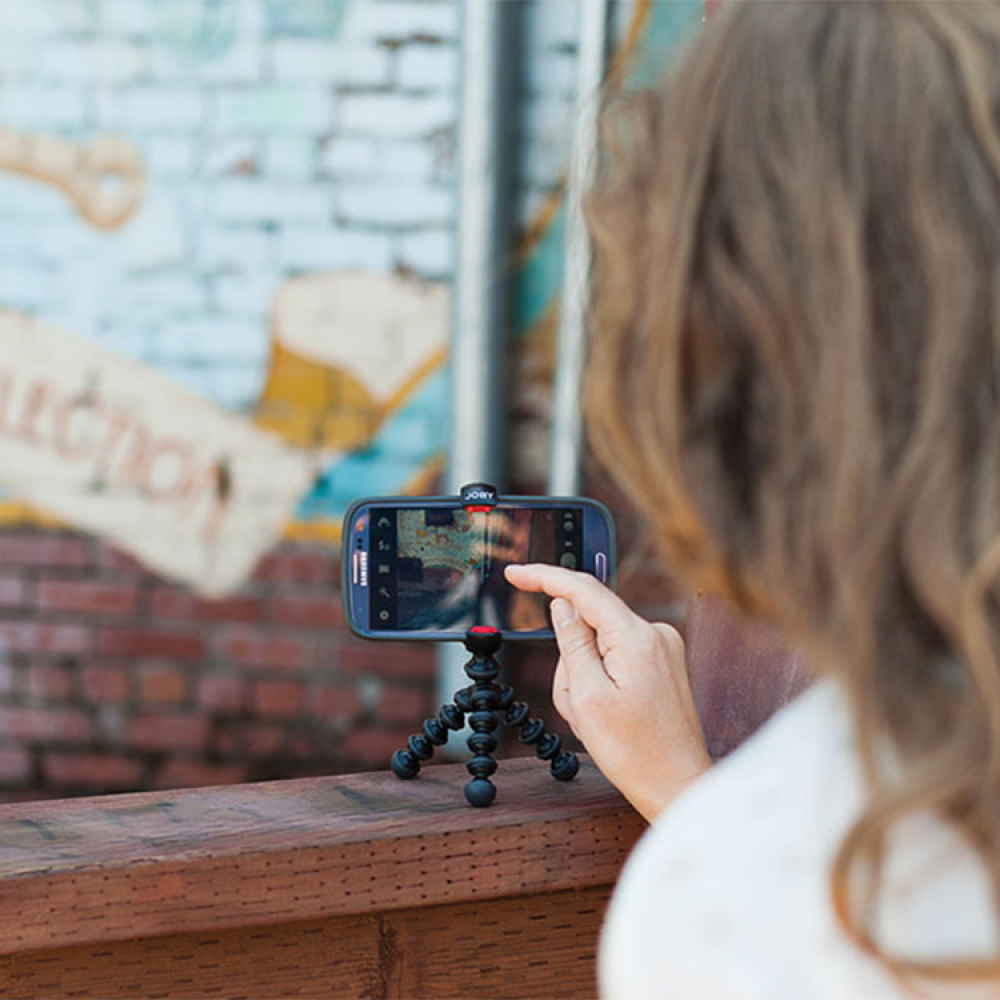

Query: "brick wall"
<box><xmin>0</xmin><ymin>0</ymin><xmax>702</xmax><ymax>798</ymax></box>
<box><xmin>0</xmin><ymin>527</ymin><xmax>443</xmax><ymax>798</ymax></box>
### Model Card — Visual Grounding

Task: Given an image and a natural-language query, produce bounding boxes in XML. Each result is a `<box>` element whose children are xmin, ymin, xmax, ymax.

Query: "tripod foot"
<box><xmin>464</xmin><ymin>777</ymin><xmax>497</xmax><ymax>807</ymax></box>
<box><xmin>390</xmin><ymin>748</ymin><xmax>421</xmax><ymax>779</ymax></box>
<box><xmin>551</xmin><ymin>750</ymin><xmax>580</xmax><ymax>781</ymax></box>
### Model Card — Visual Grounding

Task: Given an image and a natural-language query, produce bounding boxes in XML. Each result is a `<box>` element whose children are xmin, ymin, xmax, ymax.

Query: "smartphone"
<box><xmin>342</xmin><ymin>494</ymin><xmax>615</xmax><ymax>641</ymax></box>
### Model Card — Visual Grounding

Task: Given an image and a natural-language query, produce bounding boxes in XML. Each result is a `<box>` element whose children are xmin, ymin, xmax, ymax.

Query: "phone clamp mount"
<box><xmin>389</xmin><ymin>483</ymin><xmax>580</xmax><ymax>807</ymax></box>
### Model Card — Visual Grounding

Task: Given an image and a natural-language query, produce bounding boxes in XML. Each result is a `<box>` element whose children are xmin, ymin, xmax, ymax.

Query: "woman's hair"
<box><xmin>586</xmin><ymin>0</ymin><xmax>1000</xmax><ymax>985</ymax></box>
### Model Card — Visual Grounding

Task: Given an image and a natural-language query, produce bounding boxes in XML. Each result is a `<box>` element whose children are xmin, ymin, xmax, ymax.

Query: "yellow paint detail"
<box><xmin>255</xmin><ymin>341</ymin><xmax>447</xmax><ymax>453</ymax></box>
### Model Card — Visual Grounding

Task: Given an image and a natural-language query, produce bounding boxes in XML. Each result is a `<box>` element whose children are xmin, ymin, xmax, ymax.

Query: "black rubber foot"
<box><xmin>551</xmin><ymin>751</ymin><xmax>580</xmax><ymax>781</ymax></box>
<box><xmin>464</xmin><ymin>777</ymin><xmax>497</xmax><ymax>808</ymax></box>
<box><xmin>390</xmin><ymin>748</ymin><xmax>420</xmax><ymax>779</ymax></box>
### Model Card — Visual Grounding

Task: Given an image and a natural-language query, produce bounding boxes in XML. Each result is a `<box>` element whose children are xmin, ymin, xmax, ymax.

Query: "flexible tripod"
<box><xmin>390</xmin><ymin>625</ymin><xmax>580</xmax><ymax>807</ymax></box>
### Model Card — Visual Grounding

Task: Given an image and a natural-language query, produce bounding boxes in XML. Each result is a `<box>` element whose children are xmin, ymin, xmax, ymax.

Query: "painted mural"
<box><xmin>0</xmin><ymin>0</ymin><xmax>699</xmax><ymax>594</ymax></box>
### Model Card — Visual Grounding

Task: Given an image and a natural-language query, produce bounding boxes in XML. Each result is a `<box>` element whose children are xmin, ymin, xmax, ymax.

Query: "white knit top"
<box><xmin>600</xmin><ymin>679</ymin><xmax>1000</xmax><ymax>999</ymax></box>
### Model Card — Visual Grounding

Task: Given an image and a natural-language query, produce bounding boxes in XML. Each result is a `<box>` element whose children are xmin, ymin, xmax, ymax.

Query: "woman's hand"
<box><xmin>505</xmin><ymin>564</ymin><xmax>711</xmax><ymax>823</ymax></box>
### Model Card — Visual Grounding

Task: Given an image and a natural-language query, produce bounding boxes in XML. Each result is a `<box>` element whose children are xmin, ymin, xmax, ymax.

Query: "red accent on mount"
<box><xmin>465</xmin><ymin>505</ymin><xmax>492</xmax><ymax>513</ymax></box>
<box><xmin>469</xmin><ymin>626</ymin><xmax>499</xmax><ymax>635</ymax></box>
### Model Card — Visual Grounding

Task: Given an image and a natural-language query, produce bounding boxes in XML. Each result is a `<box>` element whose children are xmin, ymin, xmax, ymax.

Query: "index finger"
<box><xmin>504</xmin><ymin>563</ymin><xmax>638</xmax><ymax>634</ymax></box>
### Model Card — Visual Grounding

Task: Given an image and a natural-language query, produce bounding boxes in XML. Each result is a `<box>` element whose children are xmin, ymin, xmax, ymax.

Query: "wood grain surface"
<box><xmin>0</xmin><ymin>756</ymin><xmax>643</xmax><ymax>998</ymax></box>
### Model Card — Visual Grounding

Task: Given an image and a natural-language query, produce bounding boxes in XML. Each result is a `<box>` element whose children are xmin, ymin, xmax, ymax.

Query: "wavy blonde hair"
<box><xmin>585</xmin><ymin>0</ymin><xmax>1000</xmax><ymax>986</ymax></box>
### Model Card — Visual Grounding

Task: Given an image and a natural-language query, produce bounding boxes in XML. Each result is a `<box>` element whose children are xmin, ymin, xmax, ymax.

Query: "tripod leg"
<box><xmin>506</xmin><ymin>701</ymin><xmax>580</xmax><ymax>781</ymax></box>
<box><xmin>389</xmin><ymin>700</ymin><xmax>465</xmax><ymax>779</ymax></box>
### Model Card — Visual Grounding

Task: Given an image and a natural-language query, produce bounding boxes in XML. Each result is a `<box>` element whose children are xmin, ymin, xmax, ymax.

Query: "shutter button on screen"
<box><xmin>559</xmin><ymin>553</ymin><xmax>577</xmax><ymax>570</ymax></box>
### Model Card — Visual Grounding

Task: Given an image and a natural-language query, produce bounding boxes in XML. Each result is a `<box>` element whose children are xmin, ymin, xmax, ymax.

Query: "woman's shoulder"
<box><xmin>599</xmin><ymin>678</ymin><xmax>972</xmax><ymax>999</ymax></box>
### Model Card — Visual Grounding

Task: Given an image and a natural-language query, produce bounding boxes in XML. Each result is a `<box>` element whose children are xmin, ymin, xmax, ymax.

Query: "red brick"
<box><xmin>25</xmin><ymin>663</ymin><xmax>73</xmax><ymax>701</ymax></box>
<box><xmin>253</xmin><ymin>547</ymin><xmax>333</xmax><ymax>585</ymax></box>
<box><xmin>311</xmin><ymin>682</ymin><xmax>362</xmax><ymax>721</ymax></box>
<box><xmin>98</xmin><ymin>628</ymin><xmax>204</xmax><ymax>662</ymax></box>
<box><xmin>0</xmin><ymin>622</ymin><xmax>93</xmax><ymax>657</ymax></box>
<box><xmin>378</xmin><ymin>685</ymin><xmax>431</xmax><ymax>724</ymax></box>
<box><xmin>251</xmin><ymin>679</ymin><xmax>303</xmax><ymax>718</ymax></box>
<box><xmin>0</xmin><ymin>746</ymin><xmax>30</xmax><ymax>782</ymax></box>
<box><xmin>37</xmin><ymin>580</ymin><xmax>138</xmax><ymax>617</ymax></box>
<box><xmin>80</xmin><ymin>663</ymin><xmax>132</xmax><ymax>703</ymax></box>
<box><xmin>0</xmin><ymin>533</ymin><xmax>88</xmax><ymax>569</ymax></box>
<box><xmin>214</xmin><ymin>630</ymin><xmax>314</xmax><ymax>670</ymax></box>
<box><xmin>153</xmin><ymin>759</ymin><xmax>246</xmax><ymax>789</ymax></box>
<box><xmin>0</xmin><ymin>706</ymin><xmax>91</xmax><ymax>743</ymax></box>
<box><xmin>336</xmin><ymin>640</ymin><xmax>437</xmax><ymax>681</ymax></box>
<box><xmin>127</xmin><ymin>713</ymin><xmax>209</xmax><ymax>752</ymax></box>
<box><xmin>340</xmin><ymin>727</ymin><xmax>414</xmax><ymax>767</ymax></box>
<box><xmin>0</xmin><ymin>663</ymin><xmax>17</xmax><ymax>697</ymax></box>
<box><xmin>237</xmin><ymin>723</ymin><xmax>283</xmax><ymax>757</ymax></box>
<box><xmin>139</xmin><ymin>663</ymin><xmax>188</xmax><ymax>705</ymax></box>
<box><xmin>0</xmin><ymin>576</ymin><xmax>28</xmax><ymax>609</ymax></box>
<box><xmin>44</xmin><ymin>752</ymin><xmax>141</xmax><ymax>789</ymax></box>
<box><xmin>196</xmin><ymin>672</ymin><xmax>244</xmax><ymax>713</ymax></box>
<box><xmin>93</xmin><ymin>542</ymin><xmax>146</xmax><ymax>578</ymax></box>
<box><xmin>271</xmin><ymin>594</ymin><xmax>342</xmax><ymax>630</ymax></box>
<box><xmin>150</xmin><ymin>587</ymin><xmax>263</xmax><ymax>623</ymax></box>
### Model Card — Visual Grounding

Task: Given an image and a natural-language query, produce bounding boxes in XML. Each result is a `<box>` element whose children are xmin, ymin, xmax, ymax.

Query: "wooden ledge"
<box><xmin>0</xmin><ymin>756</ymin><xmax>645</xmax><ymax>957</ymax></box>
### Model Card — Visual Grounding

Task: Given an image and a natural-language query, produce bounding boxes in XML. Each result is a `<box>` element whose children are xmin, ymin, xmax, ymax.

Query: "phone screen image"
<box><xmin>368</xmin><ymin>506</ymin><xmax>582</xmax><ymax>634</ymax></box>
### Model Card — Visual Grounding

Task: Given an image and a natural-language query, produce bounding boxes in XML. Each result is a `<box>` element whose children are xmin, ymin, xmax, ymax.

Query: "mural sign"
<box><xmin>0</xmin><ymin>312</ymin><xmax>312</xmax><ymax>595</ymax></box>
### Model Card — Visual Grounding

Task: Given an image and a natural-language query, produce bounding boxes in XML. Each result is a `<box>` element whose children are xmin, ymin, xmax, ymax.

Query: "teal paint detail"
<box><xmin>155</xmin><ymin>0</ymin><xmax>240</xmax><ymax>62</ymax></box>
<box><xmin>265</xmin><ymin>0</ymin><xmax>348</xmax><ymax>38</ymax></box>
<box><xmin>625</xmin><ymin>0</ymin><xmax>703</xmax><ymax>90</ymax></box>
<box><xmin>510</xmin><ymin>0</ymin><xmax>703</xmax><ymax>352</ymax></box>
<box><xmin>513</xmin><ymin>204</ymin><xmax>566</xmax><ymax>339</ymax></box>
<box><xmin>295</xmin><ymin>365</ymin><xmax>449</xmax><ymax>522</ymax></box>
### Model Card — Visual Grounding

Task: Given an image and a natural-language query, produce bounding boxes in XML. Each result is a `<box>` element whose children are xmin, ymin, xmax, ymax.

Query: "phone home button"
<box><xmin>560</xmin><ymin>552</ymin><xmax>577</xmax><ymax>570</ymax></box>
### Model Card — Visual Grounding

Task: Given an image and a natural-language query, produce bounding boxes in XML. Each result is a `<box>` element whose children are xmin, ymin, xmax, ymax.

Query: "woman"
<box><xmin>507</xmin><ymin>2</ymin><xmax>1000</xmax><ymax>996</ymax></box>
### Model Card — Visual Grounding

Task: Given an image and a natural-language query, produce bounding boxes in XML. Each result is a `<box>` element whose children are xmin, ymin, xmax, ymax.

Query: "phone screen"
<box><xmin>368</xmin><ymin>505</ymin><xmax>582</xmax><ymax>633</ymax></box>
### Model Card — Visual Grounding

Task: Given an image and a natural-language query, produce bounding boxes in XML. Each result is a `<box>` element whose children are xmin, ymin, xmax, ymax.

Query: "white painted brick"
<box><xmin>265</xmin><ymin>136</ymin><xmax>319</xmax><ymax>180</ymax></box>
<box><xmin>0</xmin><ymin>264</ymin><xmax>52</xmax><ymax>310</ymax></box>
<box><xmin>396</xmin><ymin>228</ymin><xmax>453</xmax><ymax>278</ymax></box>
<box><xmin>344</xmin><ymin>2</ymin><xmax>459</xmax><ymax>44</ymax></box>
<box><xmin>143</xmin><ymin>136</ymin><xmax>198</xmax><ymax>176</ymax></box>
<box><xmin>339</xmin><ymin>93</ymin><xmax>453</xmax><ymax>139</ymax></box>
<box><xmin>113</xmin><ymin>188</ymin><xmax>191</xmax><ymax>274</ymax></box>
<box><xmin>211</xmin><ymin>364</ymin><xmax>265</xmax><ymax>412</ymax></box>
<box><xmin>204</xmin><ymin>137</ymin><xmax>260</xmax><ymax>177</ymax></box>
<box><xmin>522</xmin><ymin>47</ymin><xmax>577</xmax><ymax>98</ymax></box>
<box><xmin>0</xmin><ymin>174</ymin><xmax>72</xmax><ymax>222</ymax></box>
<box><xmin>120</xmin><ymin>274</ymin><xmax>206</xmax><ymax>315</ymax></box>
<box><xmin>523</xmin><ymin>0</ymin><xmax>579</xmax><ymax>52</ymax></box>
<box><xmin>277</xmin><ymin>227</ymin><xmax>394</xmax><ymax>272</ymax></box>
<box><xmin>153</xmin><ymin>318</ymin><xmax>270</xmax><ymax>365</ymax></box>
<box><xmin>212</xmin><ymin>272</ymin><xmax>279</xmax><ymax>320</ymax></box>
<box><xmin>321</xmin><ymin>137</ymin><xmax>378</xmax><ymax>176</ymax></box>
<box><xmin>396</xmin><ymin>44</ymin><xmax>457</xmax><ymax>92</ymax></box>
<box><xmin>0</xmin><ymin>86</ymin><xmax>87</xmax><ymax>130</ymax></box>
<box><xmin>0</xmin><ymin>0</ymin><xmax>93</xmax><ymax>38</ymax></box>
<box><xmin>96</xmin><ymin>87</ymin><xmax>204</xmax><ymax>131</ymax></box>
<box><xmin>213</xmin><ymin>86</ymin><xmax>333</xmax><ymax>135</ymax></box>
<box><xmin>377</xmin><ymin>139</ymin><xmax>436</xmax><ymax>180</ymax></box>
<box><xmin>98</xmin><ymin>1</ymin><xmax>158</xmax><ymax>38</ymax></box>
<box><xmin>215</xmin><ymin>180</ymin><xmax>332</xmax><ymax>224</ymax></box>
<box><xmin>151</xmin><ymin>38</ymin><xmax>264</xmax><ymax>84</ymax></box>
<box><xmin>199</xmin><ymin>229</ymin><xmax>275</xmax><ymax>271</ymax></box>
<box><xmin>337</xmin><ymin>181</ymin><xmax>452</xmax><ymax>227</ymax></box>
<box><xmin>272</xmin><ymin>40</ymin><xmax>390</xmax><ymax>85</ymax></box>
<box><xmin>93</xmin><ymin>321</ymin><xmax>150</xmax><ymax>361</ymax></box>
<box><xmin>37</xmin><ymin>40</ymin><xmax>144</xmax><ymax>83</ymax></box>
<box><xmin>520</xmin><ymin>138</ymin><xmax>568</xmax><ymax>190</ymax></box>
<box><xmin>520</xmin><ymin>94</ymin><xmax>576</xmax><ymax>145</ymax></box>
